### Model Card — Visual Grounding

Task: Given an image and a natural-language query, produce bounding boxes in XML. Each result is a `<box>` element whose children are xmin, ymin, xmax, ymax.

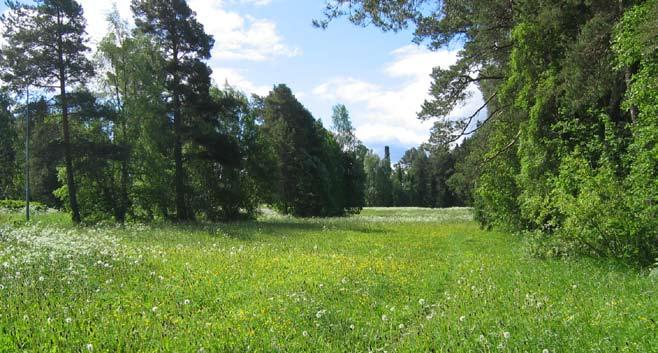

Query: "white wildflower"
<box><xmin>418</xmin><ymin>298</ymin><xmax>426</xmax><ymax>306</ymax></box>
<box><xmin>349</xmin><ymin>324</ymin><xmax>355</xmax><ymax>330</ymax></box>
<box><xmin>85</xmin><ymin>343</ymin><xmax>93</xmax><ymax>352</ymax></box>
<box><xmin>542</xmin><ymin>350</ymin><xmax>549</xmax><ymax>353</ymax></box>
<box><xmin>316</xmin><ymin>309</ymin><xmax>326</xmax><ymax>318</ymax></box>
<box><xmin>398</xmin><ymin>323</ymin><xmax>405</xmax><ymax>329</ymax></box>
<box><xmin>503</xmin><ymin>331</ymin><xmax>510</xmax><ymax>339</ymax></box>
<box><xmin>65</xmin><ymin>317</ymin><xmax>72</xmax><ymax>324</ymax></box>
<box><xmin>381</xmin><ymin>314</ymin><xmax>388</xmax><ymax>321</ymax></box>
<box><xmin>152</xmin><ymin>306</ymin><xmax>158</xmax><ymax>313</ymax></box>
<box><xmin>302</xmin><ymin>331</ymin><xmax>309</xmax><ymax>337</ymax></box>
<box><xmin>183</xmin><ymin>299</ymin><xmax>191</xmax><ymax>305</ymax></box>
<box><xmin>38</xmin><ymin>276</ymin><xmax>45</xmax><ymax>281</ymax></box>
<box><xmin>459</xmin><ymin>315</ymin><xmax>466</xmax><ymax>322</ymax></box>
<box><xmin>479</xmin><ymin>334</ymin><xmax>486</xmax><ymax>342</ymax></box>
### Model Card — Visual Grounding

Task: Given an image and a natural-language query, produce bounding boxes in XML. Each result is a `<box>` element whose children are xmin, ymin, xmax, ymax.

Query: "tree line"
<box><xmin>0</xmin><ymin>0</ymin><xmax>365</xmax><ymax>222</ymax></box>
<box><xmin>318</xmin><ymin>0</ymin><xmax>658</xmax><ymax>265</ymax></box>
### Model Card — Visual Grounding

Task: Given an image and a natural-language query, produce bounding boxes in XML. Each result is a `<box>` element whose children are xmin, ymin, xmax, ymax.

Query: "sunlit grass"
<box><xmin>0</xmin><ymin>208</ymin><xmax>656</xmax><ymax>352</ymax></box>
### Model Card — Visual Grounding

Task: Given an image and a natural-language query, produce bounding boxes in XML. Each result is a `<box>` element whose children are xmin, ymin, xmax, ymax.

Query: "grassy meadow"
<box><xmin>0</xmin><ymin>207</ymin><xmax>656</xmax><ymax>352</ymax></box>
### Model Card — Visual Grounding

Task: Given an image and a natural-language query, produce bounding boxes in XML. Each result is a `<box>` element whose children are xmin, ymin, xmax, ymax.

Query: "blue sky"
<box><xmin>0</xmin><ymin>0</ymin><xmax>483</xmax><ymax>161</ymax></box>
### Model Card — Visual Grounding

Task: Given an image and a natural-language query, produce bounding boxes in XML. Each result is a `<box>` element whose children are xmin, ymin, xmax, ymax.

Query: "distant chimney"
<box><xmin>384</xmin><ymin>146</ymin><xmax>390</xmax><ymax>161</ymax></box>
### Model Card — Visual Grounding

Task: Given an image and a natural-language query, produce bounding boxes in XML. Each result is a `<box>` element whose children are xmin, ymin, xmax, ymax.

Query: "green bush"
<box><xmin>0</xmin><ymin>199</ymin><xmax>47</xmax><ymax>212</ymax></box>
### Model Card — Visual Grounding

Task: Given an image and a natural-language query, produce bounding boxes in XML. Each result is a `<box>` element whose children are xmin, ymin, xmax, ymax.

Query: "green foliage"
<box><xmin>0</xmin><ymin>199</ymin><xmax>46</xmax><ymax>211</ymax></box>
<box><xmin>321</xmin><ymin>0</ymin><xmax>658</xmax><ymax>265</ymax></box>
<box><xmin>0</xmin><ymin>94</ymin><xmax>16</xmax><ymax>200</ymax></box>
<box><xmin>261</xmin><ymin>85</ymin><xmax>357</xmax><ymax>217</ymax></box>
<box><xmin>1</xmin><ymin>0</ymin><xmax>95</xmax><ymax>224</ymax></box>
<box><xmin>132</xmin><ymin>0</ymin><xmax>215</xmax><ymax>221</ymax></box>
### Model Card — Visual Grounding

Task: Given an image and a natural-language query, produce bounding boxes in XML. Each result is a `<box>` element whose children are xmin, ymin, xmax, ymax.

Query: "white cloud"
<box><xmin>71</xmin><ymin>0</ymin><xmax>290</xmax><ymax>97</ymax></box>
<box><xmin>189</xmin><ymin>1</ymin><xmax>301</xmax><ymax>62</ymax></box>
<box><xmin>211</xmin><ymin>66</ymin><xmax>270</xmax><ymax>96</ymax></box>
<box><xmin>312</xmin><ymin>44</ymin><xmax>485</xmax><ymax>147</ymax></box>
<box><xmin>232</xmin><ymin>0</ymin><xmax>272</xmax><ymax>6</ymax></box>
<box><xmin>77</xmin><ymin>0</ymin><xmax>298</xmax><ymax>62</ymax></box>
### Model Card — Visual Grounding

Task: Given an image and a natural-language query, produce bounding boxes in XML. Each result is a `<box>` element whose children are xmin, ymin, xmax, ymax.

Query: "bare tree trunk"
<box><xmin>172</xmin><ymin>44</ymin><xmax>189</xmax><ymax>221</ymax></box>
<box><xmin>60</xmin><ymin>75</ymin><xmax>81</xmax><ymax>224</ymax></box>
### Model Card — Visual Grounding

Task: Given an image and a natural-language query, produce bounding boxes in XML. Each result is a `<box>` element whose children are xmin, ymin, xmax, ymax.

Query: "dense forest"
<box><xmin>0</xmin><ymin>0</ymin><xmax>656</xmax><ymax>265</ymax></box>
<box><xmin>0</xmin><ymin>0</ymin><xmax>370</xmax><ymax>221</ymax></box>
<box><xmin>318</xmin><ymin>0</ymin><xmax>658</xmax><ymax>265</ymax></box>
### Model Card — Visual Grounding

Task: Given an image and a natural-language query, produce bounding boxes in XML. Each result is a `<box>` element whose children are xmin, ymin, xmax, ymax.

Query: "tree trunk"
<box><xmin>56</xmin><ymin>10</ymin><xmax>80</xmax><ymax>223</ymax></box>
<box><xmin>60</xmin><ymin>76</ymin><xmax>81</xmax><ymax>224</ymax></box>
<box><xmin>172</xmin><ymin>45</ymin><xmax>188</xmax><ymax>221</ymax></box>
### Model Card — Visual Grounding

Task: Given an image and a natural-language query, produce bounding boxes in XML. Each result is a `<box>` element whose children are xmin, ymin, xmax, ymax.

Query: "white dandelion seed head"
<box><xmin>152</xmin><ymin>306</ymin><xmax>158</xmax><ymax>313</ymax></box>
<box><xmin>503</xmin><ymin>331</ymin><xmax>511</xmax><ymax>339</ymax></box>
<box><xmin>479</xmin><ymin>334</ymin><xmax>486</xmax><ymax>342</ymax></box>
<box><xmin>381</xmin><ymin>314</ymin><xmax>388</xmax><ymax>321</ymax></box>
<box><xmin>183</xmin><ymin>299</ymin><xmax>190</xmax><ymax>305</ymax></box>
<box><xmin>459</xmin><ymin>316</ymin><xmax>466</xmax><ymax>322</ymax></box>
<box><xmin>302</xmin><ymin>330</ymin><xmax>309</xmax><ymax>337</ymax></box>
<box><xmin>38</xmin><ymin>276</ymin><xmax>45</xmax><ymax>281</ymax></box>
<box><xmin>85</xmin><ymin>343</ymin><xmax>93</xmax><ymax>352</ymax></box>
<box><xmin>398</xmin><ymin>323</ymin><xmax>405</xmax><ymax>329</ymax></box>
<box><xmin>542</xmin><ymin>350</ymin><xmax>549</xmax><ymax>353</ymax></box>
<box><xmin>349</xmin><ymin>324</ymin><xmax>355</xmax><ymax>330</ymax></box>
<box><xmin>65</xmin><ymin>317</ymin><xmax>72</xmax><ymax>324</ymax></box>
<box><xmin>418</xmin><ymin>298</ymin><xmax>426</xmax><ymax>306</ymax></box>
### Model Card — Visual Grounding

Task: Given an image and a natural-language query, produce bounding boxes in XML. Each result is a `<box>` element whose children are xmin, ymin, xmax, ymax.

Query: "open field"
<box><xmin>0</xmin><ymin>208</ymin><xmax>656</xmax><ymax>352</ymax></box>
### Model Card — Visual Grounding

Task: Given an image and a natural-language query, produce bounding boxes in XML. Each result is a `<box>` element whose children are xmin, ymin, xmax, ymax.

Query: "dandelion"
<box><xmin>418</xmin><ymin>298</ymin><xmax>426</xmax><ymax>306</ymax></box>
<box><xmin>459</xmin><ymin>315</ymin><xmax>466</xmax><ymax>322</ymax></box>
<box><xmin>152</xmin><ymin>306</ymin><xmax>158</xmax><ymax>313</ymax></box>
<box><xmin>341</xmin><ymin>277</ymin><xmax>348</xmax><ymax>284</ymax></box>
<box><xmin>38</xmin><ymin>276</ymin><xmax>45</xmax><ymax>281</ymax></box>
<box><xmin>0</xmin><ymin>284</ymin><xmax>4</xmax><ymax>290</ymax></box>
<box><xmin>316</xmin><ymin>309</ymin><xmax>326</xmax><ymax>318</ymax></box>
<box><xmin>349</xmin><ymin>324</ymin><xmax>355</xmax><ymax>330</ymax></box>
<box><xmin>542</xmin><ymin>350</ymin><xmax>549</xmax><ymax>353</ymax></box>
<box><xmin>381</xmin><ymin>314</ymin><xmax>388</xmax><ymax>321</ymax></box>
<box><xmin>85</xmin><ymin>343</ymin><xmax>93</xmax><ymax>352</ymax></box>
<box><xmin>65</xmin><ymin>317</ymin><xmax>72</xmax><ymax>324</ymax></box>
<box><xmin>398</xmin><ymin>323</ymin><xmax>405</xmax><ymax>329</ymax></box>
<box><xmin>183</xmin><ymin>299</ymin><xmax>191</xmax><ymax>305</ymax></box>
<box><xmin>302</xmin><ymin>331</ymin><xmax>309</xmax><ymax>337</ymax></box>
<box><xmin>503</xmin><ymin>331</ymin><xmax>510</xmax><ymax>339</ymax></box>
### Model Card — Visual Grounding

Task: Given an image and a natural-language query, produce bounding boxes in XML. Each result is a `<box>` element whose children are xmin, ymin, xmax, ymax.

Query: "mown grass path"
<box><xmin>0</xmin><ymin>208</ymin><xmax>656</xmax><ymax>352</ymax></box>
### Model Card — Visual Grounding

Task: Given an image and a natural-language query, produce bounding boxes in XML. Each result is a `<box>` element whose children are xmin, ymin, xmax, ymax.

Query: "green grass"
<box><xmin>1</xmin><ymin>208</ymin><xmax>656</xmax><ymax>352</ymax></box>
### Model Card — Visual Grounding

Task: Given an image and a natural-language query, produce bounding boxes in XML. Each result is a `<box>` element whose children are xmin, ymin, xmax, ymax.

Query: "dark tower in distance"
<box><xmin>384</xmin><ymin>146</ymin><xmax>390</xmax><ymax>162</ymax></box>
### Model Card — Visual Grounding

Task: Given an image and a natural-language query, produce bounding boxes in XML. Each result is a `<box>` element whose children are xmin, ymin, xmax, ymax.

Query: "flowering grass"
<box><xmin>0</xmin><ymin>208</ymin><xmax>656</xmax><ymax>352</ymax></box>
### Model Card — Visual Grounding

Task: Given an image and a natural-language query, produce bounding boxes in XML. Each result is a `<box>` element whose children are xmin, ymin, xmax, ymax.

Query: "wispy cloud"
<box><xmin>312</xmin><ymin>44</ymin><xmax>484</xmax><ymax>147</ymax></box>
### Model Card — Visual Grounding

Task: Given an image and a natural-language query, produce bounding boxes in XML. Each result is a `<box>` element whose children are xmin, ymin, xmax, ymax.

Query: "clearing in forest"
<box><xmin>0</xmin><ymin>208</ymin><xmax>656</xmax><ymax>352</ymax></box>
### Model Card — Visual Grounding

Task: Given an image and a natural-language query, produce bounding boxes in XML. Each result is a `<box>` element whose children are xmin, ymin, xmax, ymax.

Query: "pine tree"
<box><xmin>1</xmin><ymin>0</ymin><xmax>95</xmax><ymax>223</ymax></box>
<box><xmin>132</xmin><ymin>0</ymin><xmax>215</xmax><ymax>221</ymax></box>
